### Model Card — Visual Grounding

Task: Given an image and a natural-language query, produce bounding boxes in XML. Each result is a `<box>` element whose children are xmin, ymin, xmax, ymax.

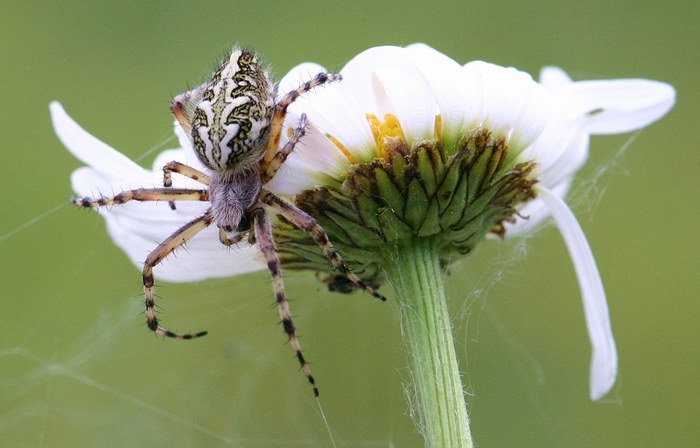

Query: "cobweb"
<box><xmin>0</xmin><ymin>219</ymin><xmax>404</xmax><ymax>447</ymax></box>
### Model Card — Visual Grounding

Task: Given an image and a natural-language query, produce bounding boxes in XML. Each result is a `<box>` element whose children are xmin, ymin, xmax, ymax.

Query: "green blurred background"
<box><xmin>1</xmin><ymin>1</ymin><xmax>697</xmax><ymax>446</ymax></box>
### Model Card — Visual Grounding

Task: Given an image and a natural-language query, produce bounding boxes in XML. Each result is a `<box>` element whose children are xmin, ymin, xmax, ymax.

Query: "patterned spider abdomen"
<box><xmin>191</xmin><ymin>48</ymin><xmax>275</xmax><ymax>171</ymax></box>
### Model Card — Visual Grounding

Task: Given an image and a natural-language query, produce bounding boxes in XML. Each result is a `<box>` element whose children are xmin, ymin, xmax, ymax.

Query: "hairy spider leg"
<box><xmin>142</xmin><ymin>210</ymin><xmax>214</xmax><ymax>339</ymax></box>
<box><xmin>260</xmin><ymin>113</ymin><xmax>309</xmax><ymax>183</ymax></box>
<box><xmin>261</xmin><ymin>191</ymin><xmax>386</xmax><ymax>302</ymax></box>
<box><xmin>252</xmin><ymin>206</ymin><xmax>319</xmax><ymax>397</ymax></box>
<box><xmin>72</xmin><ymin>188</ymin><xmax>208</xmax><ymax>208</ymax></box>
<box><xmin>262</xmin><ymin>73</ymin><xmax>342</xmax><ymax>167</ymax></box>
<box><xmin>163</xmin><ymin>161</ymin><xmax>212</xmax><ymax>210</ymax></box>
<box><xmin>170</xmin><ymin>83</ymin><xmax>207</xmax><ymax>134</ymax></box>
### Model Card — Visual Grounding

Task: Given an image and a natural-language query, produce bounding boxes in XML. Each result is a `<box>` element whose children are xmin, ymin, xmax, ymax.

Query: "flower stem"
<box><xmin>384</xmin><ymin>237</ymin><xmax>473</xmax><ymax>448</ymax></box>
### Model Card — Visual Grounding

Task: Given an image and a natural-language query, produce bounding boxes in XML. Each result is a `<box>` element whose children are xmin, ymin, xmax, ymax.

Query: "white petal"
<box><xmin>571</xmin><ymin>79</ymin><xmax>676</xmax><ymax>134</ymax></box>
<box><xmin>265</xmin><ymin>122</ymin><xmax>348</xmax><ymax>194</ymax></box>
<box><xmin>373</xmin><ymin>63</ymin><xmax>437</xmax><ymax>143</ymax></box>
<box><xmin>71</xmin><ymin>166</ymin><xmax>148</xmax><ymax>198</ymax></box>
<box><xmin>465</xmin><ymin>62</ymin><xmax>551</xmax><ymax>150</ymax></box>
<box><xmin>538</xmin><ymin>187</ymin><xmax>618</xmax><ymax>400</ymax></box>
<box><xmin>503</xmin><ymin>179</ymin><xmax>572</xmax><ymax>236</ymax></box>
<box><xmin>152</xmin><ymin>148</ymin><xmax>209</xmax><ymax>190</ymax></box>
<box><xmin>520</xmin><ymin>114</ymin><xmax>589</xmax><ymax>189</ymax></box>
<box><xmin>71</xmin><ymin>166</ymin><xmax>265</xmax><ymax>281</ymax></box>
<box><xmin>278</xmin><ymin>62</ymin><xmax>329</xmax><ymax>97</ymax></box>
<box><xmin>405</xmin><ymin>43</ymin><xmax>477</xmax><ymax>143</ymax></box>
<box><xmin>539</xmin><ymin>66</ymin><xmax>572</xmax><ymax>87</ymax></box>
<box><xmin>341</xmin><ymin>46</ymin><xmax>411</xmax><ymax>117</ymax></box>
<box><xmin>264</xmin><ymin>155</ymin><xmax>322</xmax><ymax>195</ymax></box>
<box><xmin>50</xmin><ymin>101</ymin><xmax>146</xmax><ymax>177</ymax></box>
<box><xmin>105</xmin><ymin>213</ymin><xmax>265</xmax><ymax>282</ymax></box>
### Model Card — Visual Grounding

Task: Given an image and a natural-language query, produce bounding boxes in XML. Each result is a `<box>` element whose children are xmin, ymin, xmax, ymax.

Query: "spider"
<box><xmin>72</xmin><ymin>47</ymin><xmax>385</xmax><ymax>396</ymax></box>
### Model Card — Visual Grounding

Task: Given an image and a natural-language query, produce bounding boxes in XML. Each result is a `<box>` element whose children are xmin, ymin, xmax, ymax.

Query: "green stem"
<box><xmin>384</xmin><ymin>237</ymin><xmax>473</xmax><ymax>448</ymax></box>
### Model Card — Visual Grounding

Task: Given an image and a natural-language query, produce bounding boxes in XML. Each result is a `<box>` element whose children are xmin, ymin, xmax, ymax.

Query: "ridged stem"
<box><xmin>384</xmin><ymin>237</ymin><xmax>473</xmax><ymax>448</ymax></box>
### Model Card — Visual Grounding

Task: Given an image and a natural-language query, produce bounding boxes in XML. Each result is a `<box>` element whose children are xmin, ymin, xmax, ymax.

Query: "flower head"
<box><xmin>265</xmin><ymin>44</ymin><xmax>674</xmax><ymax>400</ymax></box>
<box><xmin>53</xmin><ymin>43</ymin><xmax>674</xmax><ymax>401</ymax></box>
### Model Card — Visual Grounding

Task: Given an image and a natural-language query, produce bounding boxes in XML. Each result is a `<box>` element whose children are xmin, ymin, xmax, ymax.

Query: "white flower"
<box><xmin>268</xmin><ymin>44</ymin><xmax>674</xmax><ymax>400</ymax></box>
<box><xmin>53</xmin><ymin>43</ymin><xmax>674</xmax><ymax>400</ymax></box>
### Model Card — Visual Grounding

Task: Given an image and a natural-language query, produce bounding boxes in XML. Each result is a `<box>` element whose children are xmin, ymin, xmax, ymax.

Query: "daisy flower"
<box><xmin>53</xmin><ymin>43</ymin><xmax>674</xmax><ymax>448</ymax></box>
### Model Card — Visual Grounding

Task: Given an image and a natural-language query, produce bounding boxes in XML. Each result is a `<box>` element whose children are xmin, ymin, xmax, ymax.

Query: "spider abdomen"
<box><xmin>191</xmin><ymin>49</ymin><xmax>276</xmax><ymax>171</ymax></box>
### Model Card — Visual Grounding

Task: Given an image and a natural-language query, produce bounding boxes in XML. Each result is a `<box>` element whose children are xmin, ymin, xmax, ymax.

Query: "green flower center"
<box><xmin>275</xmin><ymin>117</ymin><xmax>538</xmax><ymax>291</ymax></box>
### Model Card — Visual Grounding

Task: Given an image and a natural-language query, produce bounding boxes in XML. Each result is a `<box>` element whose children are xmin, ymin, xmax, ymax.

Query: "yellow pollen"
<box><xmin>434</xmin><ymin>114</ymin><xmax>442</xmax><ymax>140</ymax></box>
<box><xmin>326</xmin><ymin>134</ymin><xmax>359</xmax><ymax>164</ymax></box>
<box><xmin>366</xmin><ymin>113</ymin><xmax>406</xmax><ymax>159</ymax></box>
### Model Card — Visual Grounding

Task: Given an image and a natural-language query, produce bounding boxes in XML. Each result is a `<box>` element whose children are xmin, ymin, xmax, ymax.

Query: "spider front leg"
<box><xmin>143</xmin><ymin>209</ymin><xmax>214</xmax><ymax>339</ymax></box>
<box><xmin>163</xmin><ymin>161</ymin><xmax>212</xmax><ymax>210</ymax></box>
<box><xmin>260</xmin><ymin>113</ymin><xmax>309</xmax><ymax>183</ymax></box>
<box><xmin>262</xmin><ymin>73</ymin><xmax>342</xmax><ymax>167</ymax></box>
<box><xmin>170</xmin><ymin>82</ymin><xmax>207</xmax><ymax>134</ymax></box>
<box><xmin>252</xmin><ymin>206</ymin><xmax>319</xmax><ymax>397</ymax></box>
<box><xmin>260</xmin><ymin>191</ymin><xmax>386</xmax><ymax>302</ymax></box>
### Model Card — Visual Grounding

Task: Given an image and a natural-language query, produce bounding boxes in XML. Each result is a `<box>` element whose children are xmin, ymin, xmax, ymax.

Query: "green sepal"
<box><xmin>378</xmin><ymin>207</ymin><xmax>414</xmax><ymax>241</ymax></box>
<box><xmin>325</xmin><ymin>210</ymin><xmax>385</xmax><ymax>249</ymax></box>
<box><xmin>405</xmin><ymin>179</ymin><xmax>430</xmax><ymax>232</ymax></box>
<box><xmin>417</xmin><ymin>199</ymin><xmax>441</xmax><ymax>237</ymax></box>
<box><xmin>375</xmin><ymin>168</ymin><xmax>405</xmax><ymax>217</ymax></box>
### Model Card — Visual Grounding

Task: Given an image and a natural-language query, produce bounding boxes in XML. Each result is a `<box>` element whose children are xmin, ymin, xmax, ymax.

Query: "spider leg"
<box><xmin>163</xmin><ymin>161</ymin><xmax>211</xmax><ymax>187</ymax></box>
<box><xmin>163</xmin><ymin>161</ymin><xmax>212</xmax><ymax>210</ymax></box>
<box><xmin>72</xmin><ymin>188</ymin><xmax>208</xmax><ymax>208</ymax></box>
<box><xmin>260</xmin><ymin>191</ymin><xmax>386</xmax><ymax>302</ymax></box>
<box><xmin>262</xmin><ymin>73</ymin><xmax>342</xmax><ymax>167</ymax></box>
<box><xmin>252</xmin><ymin>206</ymin><xmax>319</xmax><ymax>397</ymax></box>
<box><xmin>143</xmin><ymin>209</ymin><xmax>214</xmax><ymax>339</ymax></box>
<box><xmin>170</xmin><ymin>82</ymin><xmax>207</xmax><ymax>134</ymax></box>
<box><xmin>260</xmin><ymin>113</ymin><xmax>309</xmax><ymax>184</ymax></box>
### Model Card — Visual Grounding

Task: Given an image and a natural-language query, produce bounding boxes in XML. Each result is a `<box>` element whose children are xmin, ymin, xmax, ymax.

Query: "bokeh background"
<box><xmin>1</xmin><ymin>1</ymin><xmax>697</xmax><ymax>446</ymax></box>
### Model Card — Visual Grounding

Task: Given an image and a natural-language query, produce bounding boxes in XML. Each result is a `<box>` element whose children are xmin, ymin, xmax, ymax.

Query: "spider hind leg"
<box><xmin>261</xmin><ymin>191</ymin><xmax>386</xmax><ymax>302</ymax></box>
<box><xmin>252</xmin><ymin>206</ymin><xmax>319</xmax><ymax>396</ymax></box>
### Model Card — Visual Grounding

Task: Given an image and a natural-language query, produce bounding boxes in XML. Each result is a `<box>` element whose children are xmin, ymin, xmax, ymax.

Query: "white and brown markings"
<box><xmin>73</xmin><ymin>48</ymin><xmax>385</xmax><ymax>396</ymax></box>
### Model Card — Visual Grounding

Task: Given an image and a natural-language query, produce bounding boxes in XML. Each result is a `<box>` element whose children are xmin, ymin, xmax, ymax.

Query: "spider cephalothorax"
<box><xmin>73</xmin><ymin>47</ymin><xmax>384</xmax><ymax>396</ymax></box>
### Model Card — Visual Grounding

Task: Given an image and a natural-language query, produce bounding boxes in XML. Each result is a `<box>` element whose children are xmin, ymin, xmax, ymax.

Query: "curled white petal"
<box><xmin>572</xmin><ymin>79</ymin><xmax>676</xmax><ymax>135</ymax></box>
<box><xmin>51</xmin><ymin>101</ymin><xmax>146</xmax><ymax>178</ymax></box>
<box><xmin>538</xmin><ymin>186</ymin><xmax>618</xmax><ymax>400</ymax></box>
<box><xmin>53</xmin><ymin>102</ymin><xmax>265</xmax><ymax>282</ymax></box>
